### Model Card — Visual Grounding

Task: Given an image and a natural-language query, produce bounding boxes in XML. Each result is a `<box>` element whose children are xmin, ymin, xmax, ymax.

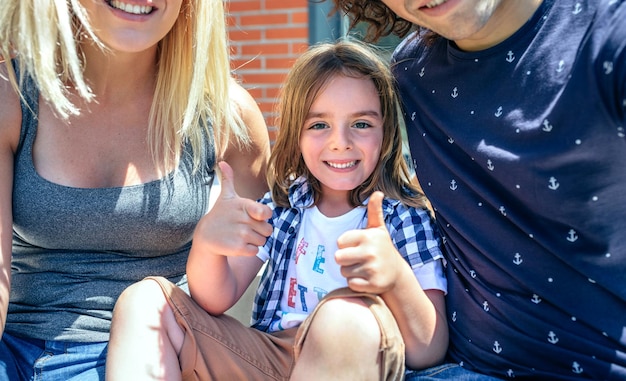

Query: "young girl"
<box><xmin>0</xmin><ymin>1</ymin><xmax>268</xmax><ymax>379</ymax></box>
<box><xmin>106</xmin><ymin>39</ymin><xmax>448</xmax><ymax>381</ymax></box>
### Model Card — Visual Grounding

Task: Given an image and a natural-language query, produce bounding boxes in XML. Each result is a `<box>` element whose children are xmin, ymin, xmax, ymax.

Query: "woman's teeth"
<box><xmin>110</xmin><ymin>1</ymin><xmax>153</xmax><ymax>15</ymax></box>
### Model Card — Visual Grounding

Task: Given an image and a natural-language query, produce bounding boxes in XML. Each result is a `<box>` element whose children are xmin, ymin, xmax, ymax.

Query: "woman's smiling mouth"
<box><xmin>108</xmin><ymin>0</ymin><xmax>154</xmax><ymax>15</ymax></box>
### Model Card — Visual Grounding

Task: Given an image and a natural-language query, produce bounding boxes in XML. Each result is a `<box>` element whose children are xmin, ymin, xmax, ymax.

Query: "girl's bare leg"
<box><xmin>290</xmin><ymin>297</ymin><xmax>381</xmax><ymax>381</ymax></box>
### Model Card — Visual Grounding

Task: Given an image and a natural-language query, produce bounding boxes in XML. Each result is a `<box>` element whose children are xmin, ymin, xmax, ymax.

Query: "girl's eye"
<box><xmin>353</xmin><ymin>122</ymin><xmax>371</xmax><ymax>129</ymax></box>
<box><xmin>309</xmin><ymin>122</ymin><xmax>328</xmax><ymax>130</ymax></box>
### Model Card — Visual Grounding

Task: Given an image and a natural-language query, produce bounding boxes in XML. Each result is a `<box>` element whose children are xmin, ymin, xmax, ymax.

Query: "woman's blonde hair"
<box><xmin>0</xmin><ymin>0</ymin><xmax>248</xmax><ymax>170</ymax></box>
<box><xmin>268</xmin><ymin>39</ymin><xmax>425</xmax><ymax>209</ymax></box>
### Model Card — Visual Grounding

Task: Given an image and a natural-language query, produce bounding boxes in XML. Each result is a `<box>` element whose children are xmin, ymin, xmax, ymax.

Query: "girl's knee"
<box><xmin>293</xmin><ymin>297</ymin><xmax>384</xmax><ymax>380</ymax></box>
<box><xmin>312</xmin><ymin>296</ymin><xmax>381</xmax><ymax>343</ymax></box>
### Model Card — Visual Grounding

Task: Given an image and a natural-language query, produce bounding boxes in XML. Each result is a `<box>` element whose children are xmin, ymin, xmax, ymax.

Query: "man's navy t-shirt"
<box><xmin>393</xmin><ymin>0</ymin><xmax>626</xmax><ymax>379</ymax></box>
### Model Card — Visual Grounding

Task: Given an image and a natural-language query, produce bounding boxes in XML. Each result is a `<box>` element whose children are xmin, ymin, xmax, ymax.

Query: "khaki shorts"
<box><xmin>149</xmin><ymin>277</ymin><xmax>405</xmax><ymax>381</ymax></box>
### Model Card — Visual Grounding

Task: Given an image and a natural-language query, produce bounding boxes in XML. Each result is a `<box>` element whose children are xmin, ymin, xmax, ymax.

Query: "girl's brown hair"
<box><xmin>268</xmin><ymin>39</ymin><xmax>425</xmax><ymax>209</ymax></box>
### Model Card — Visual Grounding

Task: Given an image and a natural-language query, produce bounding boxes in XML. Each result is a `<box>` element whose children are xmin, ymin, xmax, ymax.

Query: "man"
<box><xmin>333</xmin><ymin>0</ymin><xmax>626</xmax><ymax>379</ymax></box>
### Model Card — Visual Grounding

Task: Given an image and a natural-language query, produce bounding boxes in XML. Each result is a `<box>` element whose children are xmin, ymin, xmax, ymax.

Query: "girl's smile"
<box><xmin>326</xmin><ymin>160</ymin><xmax>358</xmax><ymax>169</ymax></box>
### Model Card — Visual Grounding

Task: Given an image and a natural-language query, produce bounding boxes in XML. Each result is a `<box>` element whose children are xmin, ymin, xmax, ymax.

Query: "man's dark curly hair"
<box><xmin>332</xmin><ymin>0</ymin><xmax>414</xmax><ymax>42</ymax></box>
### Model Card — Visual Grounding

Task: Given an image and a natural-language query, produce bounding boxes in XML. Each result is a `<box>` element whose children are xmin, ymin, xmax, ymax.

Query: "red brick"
<box><xmin>265</xmin><ymin>87</ymin><xmax>283</xmax><ymax>99</ymax></box>
<box><xmin>292</xmin><ymin>11</ymin><xmax>308</xmax><ymax>24</ymax></box>
<box><xmin>241</xmin><ymin>43</ymin><xmax>291</xmax><ymax>56</ymax></box>
<box><xmin>228</xmin><ymin>29</ymin><xmax>262</xmax><ymax>41</ymax></box>
<box><xmin>242</xmin><ymin>72</ymin><xmax>288</xmax><ymax>85</ymax></box>
<box><xmin>265</xmin><ymin>57</ymin><xmax>297</xmax><ymax>70</ymax></box>
<box><xmin>231</xmin><ymin>58</ymin><xmax>263</xmax><ymax>71</ymax></box>
<box><xmin>226</xmin><ymin>1</ymin><xmax>262</xmax><ymax>12</ymax></box>
<box><xmin>265</xmin><ymin>1</ymin><xmax>308</xmax><ymax>10</ymax></box>
<box><xmin>239</xmin><ymin>14</ymin><xmax>289</xmax><ymax>27</ymax></box>
<box><xmin>292</xmin><ymin>42</ymin><xmax>309</xmax><ymax>54</ymax></box>
<box><xmin>243</xmin><ymin>87</ymin><xmax>264</xmax><ymax>100</ymax></box>
<box><xmin>266</xmin><ymin>27</ymin><xmax>308</xmax><ymax>40</ymax></box>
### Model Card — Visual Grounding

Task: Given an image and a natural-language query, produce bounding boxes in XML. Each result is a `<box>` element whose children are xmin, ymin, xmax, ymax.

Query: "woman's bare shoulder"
<box><xmin>223</xmin><ymin>78</ymin><xmax>270</xmax><ymax>200</ymax></box>
<box><xmin>0</xmin><ymin>61</ymin><xmax>23</xmax><ymax>153</ymax></box>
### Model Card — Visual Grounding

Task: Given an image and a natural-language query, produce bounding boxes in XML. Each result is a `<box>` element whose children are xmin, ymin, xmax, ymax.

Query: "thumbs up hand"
<box><xmin>194</xmin><ymin>161</ymin><xmax>273</xmax><ymax>257</ymax></box>
<box><xmin>335</xmin><ymin>191</ymin><xmax>404</xmax><ymax>294</ymax></box>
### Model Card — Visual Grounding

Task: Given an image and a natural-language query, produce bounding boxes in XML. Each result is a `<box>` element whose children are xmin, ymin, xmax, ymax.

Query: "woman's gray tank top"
<box><xmin>8</xmin><ymin>71</ymin><xmax>216</xmax><ymax>342</ymax></box>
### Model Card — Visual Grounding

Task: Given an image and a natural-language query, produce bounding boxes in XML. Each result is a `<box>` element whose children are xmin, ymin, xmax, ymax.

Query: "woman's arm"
<box><xmin>0</xmin><ymin>63</ymin><xmax>22</xmax><ymax>334</ymax></box>
<box><xmin>222</xmin><ymin>80</ymin><xmax>271</xmax><ymax>201</ymax></box>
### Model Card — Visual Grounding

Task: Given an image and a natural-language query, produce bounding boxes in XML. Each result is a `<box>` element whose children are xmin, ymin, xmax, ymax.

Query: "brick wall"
<box><xmin>226</xmin><ymin>0</ymin><xmax>310</xmax><ymax>144</ymax></box>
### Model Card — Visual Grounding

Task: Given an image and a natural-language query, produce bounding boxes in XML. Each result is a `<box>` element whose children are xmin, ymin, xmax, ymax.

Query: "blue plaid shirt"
<box><xmin>251</xmin><ymin>177</ymin><xmax>444</xmax><ymax>332</ymax></box>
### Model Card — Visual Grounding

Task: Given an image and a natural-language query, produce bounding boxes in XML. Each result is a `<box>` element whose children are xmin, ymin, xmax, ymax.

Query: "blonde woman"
<box><xmin>0</xmin><ymin>1</ymin><xmax>269</xmax><ymax>379</ymax></box>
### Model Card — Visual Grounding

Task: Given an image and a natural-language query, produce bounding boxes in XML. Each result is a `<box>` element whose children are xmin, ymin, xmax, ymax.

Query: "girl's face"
<box><xmin>79</xmin><ymin>0</ymin><xmax>183</xmax><ymax>53</ymax></box>
<box><xmin>299</xmin><ymin>74</ymin><xmax>383</xmax><ymax>202</ymax></box>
